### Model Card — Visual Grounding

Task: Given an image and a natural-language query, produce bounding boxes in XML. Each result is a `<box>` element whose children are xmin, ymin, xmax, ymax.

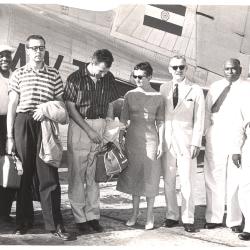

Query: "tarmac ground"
<box><xmin>0</xmin><ymin>158</ymin><xmax>250</xmax><ymax>247</ymax></box>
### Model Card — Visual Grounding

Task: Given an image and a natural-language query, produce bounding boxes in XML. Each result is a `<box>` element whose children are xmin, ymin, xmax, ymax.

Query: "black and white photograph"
<box><xmin>0</xmin><ymin>0</ymin><xmax>250</xmax><ymax>246</ymax></box>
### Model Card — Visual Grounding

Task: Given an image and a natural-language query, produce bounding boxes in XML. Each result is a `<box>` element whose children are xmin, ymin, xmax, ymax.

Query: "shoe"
<box><xmin>231</xmin><ymin>226</ymin><xmax>242</xmax><ymax>233</ymax></box>
<box><xmin>183</xmin><ymin>223</ymin><xmax>196</xmax><ymax>233</ymax></box>
<box><xmin>13</xmin><ymin>225</ymin><xmax>25</xmax><ymax>235</ymax></box>
<box><xmin>145</xmin><ymin>216</ymin><xmax>154</xmax><ymax>230</ymax></box>
<box><xmin>76</xmin><ymin>222</ymin><xmax>93</xmax><ymax>234</ymax></box>
<box><xmin>238</xmin><ymin>232</ymin><xmax>250</xmax><ymax>241</ymax></box>
<box><xmin>52</xmin><ymin>225</ymin><xmax>72</xmax><ymax>241</ymax></box>
<box><xmin>164</xmin><ymin>219</ymin><xmax>179</xmax><ymax>228</ymax></box>
<box><xmin>126</xmin><ymin>216</ymin><xmax>138</xmax><ymax>227</ymax></box>
<box><xmin>13</xmin><ymin>222</ymin><xmax>32</xmax><ymax>235</ymax></box>
<box><xmin>204</xmin><ymin>223</ymin><xmax>223</xmax><ymax>229</ymax></box>
<box><xmin>87</xmin><ymin>220</ymin><xmax>104</xmax><ymax>232</ymax></box>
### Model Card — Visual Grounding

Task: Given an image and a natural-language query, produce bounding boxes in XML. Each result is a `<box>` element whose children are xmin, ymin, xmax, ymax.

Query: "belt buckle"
<box><xmin>84</xmin><ymin>116</ymin><xmax>88</xmax><ymax>120</ymax></box>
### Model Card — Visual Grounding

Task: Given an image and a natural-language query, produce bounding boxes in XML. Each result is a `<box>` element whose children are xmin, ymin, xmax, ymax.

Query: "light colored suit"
<box><xmin>231</xmin><ymin>91</ymin><xmax>250</xmax><ymax>233</ymax></box>
<box><xmin>160</xmin><ymin>78</ymin><xmax>205</xmax><ymax>223</ymax></box>
<box><xmin>204</xmin><ymin>78</ymin><xmax>247</xmax><ymax>227</ymax></box>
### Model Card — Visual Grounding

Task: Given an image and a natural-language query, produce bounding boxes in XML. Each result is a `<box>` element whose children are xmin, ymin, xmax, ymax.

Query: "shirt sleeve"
<box><xmin>62</xmin><ymin>73</ymin><xmax>78</xmax><ymax>103</ymax></box>
<box><xmin>8</xmin><ymin>70</ymin><xmax>20</xmax><ymax>94</ymax></box>
<box><xmin>54</xmin><ymin>70</ymin><xmax>64</xmax><ymax>98</ymax></box>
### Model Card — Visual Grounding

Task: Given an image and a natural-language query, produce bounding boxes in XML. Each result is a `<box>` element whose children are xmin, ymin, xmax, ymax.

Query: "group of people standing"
<box><xmin>0</xmin><ymin>34</ymin><xmax>250</xmax><ymax>242</ymax></box>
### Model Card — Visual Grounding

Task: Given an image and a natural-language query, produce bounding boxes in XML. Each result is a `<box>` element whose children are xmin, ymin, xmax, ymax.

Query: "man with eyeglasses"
<box><xmin>63</xmin><ymin>49</ymin><xmax>120</xmax><ymax>234</ymax></box>
<box><xmin>203</xmin><ymin>58</ymin><xmax>247</xmax><ymax>233</ymax></box>
<box><xmin>6</xmin><ymin>35</ymin><xmax>72</xmax><ymax>240</ymax></box>
<box><xmin>160</xmin><ymin>55</ymin><xmax>205</xmax><ymax>233</ymax></box>
<box><xmin>0</xmin><ymin>45</ymin><xmax>17</xmax><ymax>224</ymax></box>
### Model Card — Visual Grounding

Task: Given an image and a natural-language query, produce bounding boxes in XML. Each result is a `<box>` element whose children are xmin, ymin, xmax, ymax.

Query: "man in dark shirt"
<box><xmin>63</xmin><ymin>49</ymin><xmax>120</xmax><ymax>234</ymax></box>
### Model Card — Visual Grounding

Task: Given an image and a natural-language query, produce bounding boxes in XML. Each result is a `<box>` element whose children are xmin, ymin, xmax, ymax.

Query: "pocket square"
<box><xmin>187</xmin><ymin>99</ymin><xmax>194</xmax><ymax>101</ymax></box>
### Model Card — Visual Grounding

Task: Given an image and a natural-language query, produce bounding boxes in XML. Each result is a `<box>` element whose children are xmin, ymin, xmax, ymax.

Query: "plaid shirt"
<box><xmin>63</xmin><ymin>63</ymin><xmax>120</xmax><ymax>119</ymax></box>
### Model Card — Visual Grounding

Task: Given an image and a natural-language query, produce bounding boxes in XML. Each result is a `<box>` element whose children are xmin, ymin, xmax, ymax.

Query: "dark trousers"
<box><xmin>0</xmin><ymin>115</ymin><xmax>16</xmax><ymax>217</ymax></box>
<box><xmin>14</xmin><ymin>113</ymin><xmax>63</xmax><ymax>230</ymax></box>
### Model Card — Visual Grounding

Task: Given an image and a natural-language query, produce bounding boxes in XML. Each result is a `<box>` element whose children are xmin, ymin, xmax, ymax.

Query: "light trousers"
<box><xmin>204</xmin><ymin>127</ymin><xmax>242</xmax><ymax>227</ymax></box>
<box><xmin>67</xmin><ymin>118</ymin><xmax>106</xmax><ymax>223</ymax></box>
<box><xmin>238</xmin><ymin>142</ymin><xmax>250</xmax><ymax>232</ymax></box>
<box><xmin>162</xmin><ymin>148</ymin><xmax>197</xmax><ymax>224</ymax></box>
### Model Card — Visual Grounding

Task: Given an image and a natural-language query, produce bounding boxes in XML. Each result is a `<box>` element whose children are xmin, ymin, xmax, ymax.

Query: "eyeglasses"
<box><xmin>27</xmin><ymin>46</ymin><xmax>46</xmax><ymax>52</ymax></box>
<box><xmin>133</xmin><ymin>75</ymin><xmax>145</xmax><ymax>80</ymax></box>
<box><xmin>171</xmin><ymin>65</ymin><xmax>185</xmax><ymax>71</ymax></box>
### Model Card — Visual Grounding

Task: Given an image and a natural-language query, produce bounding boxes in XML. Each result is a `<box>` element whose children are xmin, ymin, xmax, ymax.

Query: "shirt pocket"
<box><xmin>184</xmin><ymin>99</ymin><xmax>194</xmax><ymax>110</ymax></box>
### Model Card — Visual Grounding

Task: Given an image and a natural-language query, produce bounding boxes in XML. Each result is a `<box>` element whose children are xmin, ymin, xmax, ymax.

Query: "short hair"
<box><xmin>134</xmin><ymin>62</ymin><xmax>153</xmax><ymax>77</ymax></box>
<box><xmin>26</xmin><ymin>35</ymin><xmax>46</xmax><ymax>48</ymax></box>
<box><xmin>92</xmin><ymin>49</ymin><xmax>114</xmax><ymax>68</ymax></box>
<box><xmin>170</xmin><ymin>55</ymin><xmax>186</xmax><ymax>65</ymax></box>
<box><xmin>224</xmin><ymin>58</ymin><xmax>241</xmax><ymax>67</ymax></box>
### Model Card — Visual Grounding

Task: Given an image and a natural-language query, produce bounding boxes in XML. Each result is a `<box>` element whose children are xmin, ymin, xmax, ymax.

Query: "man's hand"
<box><xmin>232</xmin><ymin>154</ymin><xmax>241</xmax><ymax>168</ymax></box>
<box><xmin>33</xmin><ymin>108</ymin><xmax>45</xmax><ymax>121</ymax></box>
<box><xmin>190</xmin><ymin>145</ymin><xmax>200</xmax><ymax>159</ymax></box>
<box><xmin>6</xmin><ymin>137</ymin><xmax>15</xmax><ymax>154</ymax></box>
<box><xmin>87</xmin><ymin>129</ymin><xmax>102</xmax><ymax>144</ymax></box>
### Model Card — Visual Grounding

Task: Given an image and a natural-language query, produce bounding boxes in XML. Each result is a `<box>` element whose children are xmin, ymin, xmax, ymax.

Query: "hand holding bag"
<box><xmin>95</xmin><ymin>141</ymin><xmax>128</xmax><ymax>183</ymax></box>
<box><xmin>0</xmin><ymin>153</ymin><xmax>22</xmax><ymax>188</ymax></box>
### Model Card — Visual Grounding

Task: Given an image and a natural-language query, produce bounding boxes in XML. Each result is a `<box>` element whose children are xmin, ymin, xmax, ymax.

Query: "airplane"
<box><xmin>1</xmin><ymin>4</ymin><xmax>250</xmax><ymax>90</ymax></box>
<box><xmin>0</xmin><ymin>3</ymin><xmax>249</xmax><ymax>152</ymax></box>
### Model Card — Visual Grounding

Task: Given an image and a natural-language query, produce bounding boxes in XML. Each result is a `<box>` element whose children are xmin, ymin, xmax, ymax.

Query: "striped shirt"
<box><xmin>63</xmin><ymin>63</ymin><xmax>120</xmax><ymax>119</ymax></box>
<box><xmin>9</xmin><ymin>64</ymin><xmax>63</xmax><ymax>113</ymax></box>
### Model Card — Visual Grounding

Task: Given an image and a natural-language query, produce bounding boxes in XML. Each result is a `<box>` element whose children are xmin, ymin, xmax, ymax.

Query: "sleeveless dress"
<box><xmin>116</xmin><ymin>88</ymin><xmax>164</xmax><ymax>197</ymax></box>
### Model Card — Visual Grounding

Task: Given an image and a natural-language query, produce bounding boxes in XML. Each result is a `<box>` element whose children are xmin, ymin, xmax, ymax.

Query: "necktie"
<box><xmin>211</xmin><ymin>83</ymin><xmax>232</xmax><ymax>113</ymax></box>
<box><xmin>173</xmin><ymin>83</ymin><xmax>178</xmax><ymax>108</ymax></box>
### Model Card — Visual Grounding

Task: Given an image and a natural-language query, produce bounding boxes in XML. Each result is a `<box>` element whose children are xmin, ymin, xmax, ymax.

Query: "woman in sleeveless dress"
<box><xmin>117</xmin><ymin>62</ymin><xmax>164</xmax><ymax>230</ymax></box>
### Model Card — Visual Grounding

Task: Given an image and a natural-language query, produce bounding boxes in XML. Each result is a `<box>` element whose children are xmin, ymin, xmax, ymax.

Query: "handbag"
<box><xmin>95</xmin><ymin>141</ymin><xmax>128</xmax><ymax>182</ymax></box>
<box><xmin>0</xmin><ymin>153</ymin><xmax>22</xmax><ymax>188</ymax></box>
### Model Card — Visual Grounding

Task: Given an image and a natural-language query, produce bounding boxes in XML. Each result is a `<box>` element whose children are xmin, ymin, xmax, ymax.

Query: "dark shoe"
<box><xmin>76</xmin><ymin>222</ymin><xmax>93</xmax><ymax>234</ymax></box>
<box><xmin>239</xmin><ymin>232</ymin><xmax>250</xmax><ymax>241</ymax></box>
<box><xmin>87</xmin><ymin>220</ymin><xmax>104</xmax><ymax>232</ymax></box>
<box><xmin>183</xmin><ymin>223</ymin><xmax>196</xmax><ymax>233</ymax></box>
<box><xmin>13</xmin><ymin>223</ymin><xmax>32</xmax><ymax>235</ymax></box>
<box><xmin>52</xmin><ymin>225</ymin><xmax>72</xmax><ymax>241</ymax></box>
<box><xmin>164</xmin><ymin>219</ymin><xmax>179</xmax><ymax>228</ymax></box>
<box><xmin>204</xmin><ymin>223</ymin><xmax>223</xmax><ymax>229</ymax></box>
<box><xmin>231</xmin><ymin>226</ymin><xmax>242</xmax><ymax>233</ymax></box>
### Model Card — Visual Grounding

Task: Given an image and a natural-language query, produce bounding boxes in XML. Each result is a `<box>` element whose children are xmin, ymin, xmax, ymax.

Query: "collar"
<box><xmin>25</xmin><ymin>63</ymin><xmax>48</xmax><ymax>73</ymax></box>
<box><xmin>228</xmin><ymin>78</ymin><xmax>241</xmax><ymax>86</ymax></box>
<box><xmin>172</xmin><ymin>77</ymin><xmax>186</xmax><ymax>88</ymax></box>
<box><xmin>81</xmin><ymin>63</ymin><xmax>91</xmax><ymax>77</ymax></box>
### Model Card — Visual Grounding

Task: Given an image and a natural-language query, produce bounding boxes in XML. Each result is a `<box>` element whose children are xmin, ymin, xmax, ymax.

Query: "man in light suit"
<box><xmin>160</xmin><ymin>55</ymin><xmax>205</xmax><ymax>233</ymax></box>
<box><xmin>231</xmin><ymin>90</ymin><xmax>250</xmax><ymax>240</ymax></box>
<box><xmin>204</xmin><ymin>58</ymin><xmax>244</xmax><ymax>232</ymax></box>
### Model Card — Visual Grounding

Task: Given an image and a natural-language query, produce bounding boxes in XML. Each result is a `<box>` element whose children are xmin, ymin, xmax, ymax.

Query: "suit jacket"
<box><xmin>38</xmin><ymin>101</ymin><xmax>69</xmax><ymax>168</ymax></box>
<box><xmin>160</xmin><ymin>78</ymin><xmax>205</xmax><ymax>157</ymax></box>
